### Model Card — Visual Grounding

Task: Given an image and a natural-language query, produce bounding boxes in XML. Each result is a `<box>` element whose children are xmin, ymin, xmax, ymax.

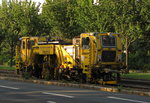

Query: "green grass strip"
<box><xmin>0</xmin><ymin>66</ymin><xmax>15</xmax><ymax>70</ymax></box>
<box><xmin>121</xmin><ymin>73</ymin><xmax>150</xmax><ymax>80</ymax></box>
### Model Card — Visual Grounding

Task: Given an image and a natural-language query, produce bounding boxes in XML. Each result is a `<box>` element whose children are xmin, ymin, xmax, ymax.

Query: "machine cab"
<box><xmin>79</xmin><ymin>32</ymin><xmax>123</xmax><ymax>69</ymax></box>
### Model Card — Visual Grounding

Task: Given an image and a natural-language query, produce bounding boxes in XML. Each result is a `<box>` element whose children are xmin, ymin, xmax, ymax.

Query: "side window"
<box><xmin>82</xmin><ymin>37</ymin><xmax>90</xmax><ymax>49</ymax></box>
<box><xmin>22</xmin><ymin>41</ymin><xmax>25</xmax><ymax>49</ymax></box>
<box><xmin>30</xmin><ymin>40</ymin><xmax>35</xmax><ymax>46</ymax></box>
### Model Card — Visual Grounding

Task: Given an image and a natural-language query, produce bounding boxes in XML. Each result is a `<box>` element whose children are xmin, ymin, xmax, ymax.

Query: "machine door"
<box><xmin>20</xmin><ymin>39</ymin><xmax>26</xmax><ymax>63</ymax></box>
<box><xmin>20</xmin><ymin>38</ymin><xmax>33</xmax><ymax>64</ymax></box>
<box><xmin>80</xmin><ymin>37</ymin><xmax>91</xmax><ymax>74</ymax></box>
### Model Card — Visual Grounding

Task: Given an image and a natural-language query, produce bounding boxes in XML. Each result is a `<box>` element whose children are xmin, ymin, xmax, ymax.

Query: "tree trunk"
<box><xmin>125</xmin><ymin>37</ymin><xmax>129</xmax><ymax>72</ymax></box>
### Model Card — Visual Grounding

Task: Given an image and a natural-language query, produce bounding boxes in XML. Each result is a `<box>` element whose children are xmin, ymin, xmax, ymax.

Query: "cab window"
<box><xmin>101</xmin><ymin>35</ymin><xmax>116</xmax><ymax>47</ymax></box>
<box><xmin>82</xmin><ymin>37</ymin><xmax>90</xmax><ymax>49</ymax></box>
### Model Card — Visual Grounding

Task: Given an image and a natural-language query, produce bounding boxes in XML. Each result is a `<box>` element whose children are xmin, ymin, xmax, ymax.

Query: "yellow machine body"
<box><xmin>16</xmin><ymin>32</ymin><xmax>125</xmax><ymax>84</ymax></box>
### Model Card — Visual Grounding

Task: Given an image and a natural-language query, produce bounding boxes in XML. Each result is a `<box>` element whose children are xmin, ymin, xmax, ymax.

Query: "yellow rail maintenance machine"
<box><xmin>16</xmin><ymin>32</ymin><xmax>125</xmax><ymax>84</ymax></box>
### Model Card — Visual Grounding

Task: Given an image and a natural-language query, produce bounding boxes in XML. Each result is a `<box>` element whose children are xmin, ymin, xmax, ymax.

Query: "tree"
<box><xmin>41</xmin><ymin>0</ymin><xmax>68</xmax><ymax>38</ymax></box>
<box><xmin>111</xmin><ymin>0</ymin><xmax>149</xmax><ymax>69</ymax></box>
<box><xmin>0</xmin><ymin>0</ymin><xmax>41</xmax><ymax>66</ymax></box>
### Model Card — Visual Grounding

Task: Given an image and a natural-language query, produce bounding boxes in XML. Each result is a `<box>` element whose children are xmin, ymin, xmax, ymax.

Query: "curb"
<box><xmin>0</xmin><ymin>76</ymin><xmax>150</xmax><ymax>96</ymax></box>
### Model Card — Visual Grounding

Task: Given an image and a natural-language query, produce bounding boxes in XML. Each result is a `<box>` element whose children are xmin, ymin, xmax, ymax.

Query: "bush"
<box><xmin>129</xmin><ymin>38</ymin><xmax>150</xmax><ymax>70</ymax></box>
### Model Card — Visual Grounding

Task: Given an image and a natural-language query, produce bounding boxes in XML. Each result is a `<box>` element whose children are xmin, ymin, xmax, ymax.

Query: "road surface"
<box><xmin>0</xmin><ymin>80</ymin><xmax>149</xmax><ymax>103</ymax></box>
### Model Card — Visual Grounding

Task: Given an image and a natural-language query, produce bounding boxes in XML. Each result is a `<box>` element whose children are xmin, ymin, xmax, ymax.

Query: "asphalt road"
<box><xmin>0</xmin><ymin>80</ymin><xmax>149</xmax><ymax>103</ymax></box>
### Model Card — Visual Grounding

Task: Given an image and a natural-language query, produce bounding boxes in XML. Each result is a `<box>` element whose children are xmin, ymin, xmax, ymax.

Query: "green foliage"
<box><xmin>129</xmin><ymin>38</ymin><xmax>150</xmax><ymax>70</ymax></box>
<box><xmin>41</xmin><ymin>0</ymin><xmax>68</xmax><ymax>38</ymax></box>
<box><xmin>0</xmin><ymin>0</ymin><xmax>41</xmax><ymax>66</ymax></box>
<box><xmin>0</xmin><ymin>0</ymin><xmax>149</xmax><ymax>70</ymax></box>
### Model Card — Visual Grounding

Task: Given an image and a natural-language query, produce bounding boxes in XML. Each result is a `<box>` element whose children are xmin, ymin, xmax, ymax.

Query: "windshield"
<box><xmin>101</xmin><ymin>35</ymin><xmax>116</xmax><ymax>47</ymax></box>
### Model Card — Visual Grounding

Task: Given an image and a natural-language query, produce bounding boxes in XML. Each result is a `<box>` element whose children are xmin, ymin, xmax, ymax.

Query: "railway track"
<box><xmin>118</xmin><ymin>78</ymin><xmax>150</xmax><ymax>91</ymax></box>
<box><xmin>0</xmin><ymin>69</ymin><xmax>150</xmax><ymax>91</ymax></box>
<box><xmin>0</xmin><ymin>69</ymin><xmax>21</xmax><ymax>78</ymax></box>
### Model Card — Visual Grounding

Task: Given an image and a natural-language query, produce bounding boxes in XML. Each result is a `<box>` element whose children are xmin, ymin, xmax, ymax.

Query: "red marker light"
<box><xmin>118</xmin><ymin>50</ymin><xmax>122</xmax><ymax>52</ymax></box>
<box><xmin>60</xmin><ymin>65</ymin><xmax>64</xmax><ymax>68</ymax></box>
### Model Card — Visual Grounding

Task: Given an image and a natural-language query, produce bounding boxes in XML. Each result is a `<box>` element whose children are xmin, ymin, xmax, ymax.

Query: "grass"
<box><xmin>121</xmin><ymin>73</ymin><xmax>150</xmax><ymax>80</ymax></box>
<box><xmin>0</xmin><ymin>65</ymin><xmax>15</xmax><ymax>70</ymax></box>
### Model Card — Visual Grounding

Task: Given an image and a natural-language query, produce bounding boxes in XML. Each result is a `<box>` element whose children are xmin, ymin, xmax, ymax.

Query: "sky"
<box><xmin>0</xmin><ymin>0</ymin><xmax>45</xmax><ymax>4</ymax></box>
